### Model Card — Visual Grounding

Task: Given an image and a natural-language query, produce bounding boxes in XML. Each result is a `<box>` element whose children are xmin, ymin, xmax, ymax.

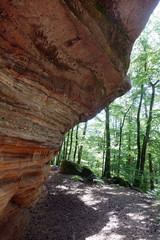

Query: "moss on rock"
<box><xmin>60</xmin><ymin>160</ymin><xmax>95</xmax><ymax>181</ymax></box>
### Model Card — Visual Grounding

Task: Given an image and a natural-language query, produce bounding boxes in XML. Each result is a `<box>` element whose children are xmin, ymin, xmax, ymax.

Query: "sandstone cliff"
<box><xmin>0</xmin><ymin>0</ymin><xmax>158</xmax><ymax>239</ymax></box>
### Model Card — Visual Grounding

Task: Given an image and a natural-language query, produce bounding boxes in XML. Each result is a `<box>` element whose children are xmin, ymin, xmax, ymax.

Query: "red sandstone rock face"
<box><xmin>0</xmin><ymin>0</ymin><xmax>158</xmax><ymax>239</ymax></box>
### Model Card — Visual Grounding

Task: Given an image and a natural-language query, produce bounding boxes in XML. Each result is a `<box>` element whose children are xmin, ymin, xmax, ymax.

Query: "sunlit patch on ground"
<box><xmin>86</xmin><ymin>233</ymin><xmax>124</xmax><ymax>240</ymax></box>
<box><xmin>24</xmin><ymin>172</ymin><xmax>160</xmax><ymax>240</ymax></box>
<box><xmin>126</xmin><ymin>212</ymin><xmax>146</xmax><ymax>221</ymax></box>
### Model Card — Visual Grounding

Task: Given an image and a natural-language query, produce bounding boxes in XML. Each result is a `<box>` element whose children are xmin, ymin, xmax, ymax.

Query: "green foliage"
<box><xmin>157</xmin><ymin>218</ymin><xmax>160</xmax><ymax>222</ymax></box>
<box><xmin>71</xmin><ymin>175</ymin><xmax>83</xmax><ymax>182</ymax></box>
<box><xmin>148</xmin><ymin>185</ymin><xmax>160</xmax><ymax>199</ymax></box>
<box><xmin>50</xmin><ymin>158</ymin><xmax>55</xmax><ymax>165</ymax></box>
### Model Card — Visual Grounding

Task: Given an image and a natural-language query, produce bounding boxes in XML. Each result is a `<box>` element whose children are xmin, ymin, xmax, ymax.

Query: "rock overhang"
<box><xmin>0</xmin><ymin>0</ymin><xmax>159</xmax><ymax>239</ymax></box>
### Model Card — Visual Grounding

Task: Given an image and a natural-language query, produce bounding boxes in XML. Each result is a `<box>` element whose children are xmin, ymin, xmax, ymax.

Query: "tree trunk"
<box><xmin>62</xmin><ymin>134</ymin><xmax>66</xmax><ymax>160</ymax></box>
<box><xmin>127</xmin><ymin>111</ymin><xmax>132</xmax><ymax>165</ymax></box>
<box><xmin>68</xmin><ymin>128</ymin><xmax>73</xmax><ymax>161</ymax></box>
<box><xmin>73</xmin><ymin>124</ymin><xmax>79</xmax><ymax>162</ymax></box>
<box><xmin>103</xmin><ymin>106</ymin><xmax>111</xmax><ymax>178</ymax></box>
<box><xmin>140</xmin><ymin>82</ymin><xmax>158</xmax><ymax>172</ymax></box>
<box><xmin>134</xmin><ymin>85</ymin><xmax>144</xmax><ymax>187</ymax></box>
<box><xmin>117</xmin><ymin>104</ymin><xmax>132</xmax><ymax>176</ymax></box>
<box><xmin>65</xmin><ymin>131</ymin><xmax>70</xmax><ymax>160</ymax></box>
<box><xmin>136</xmin><ymin>84</ymin><xmax>144</xmax><ymax>170</ymax></box>
<box><xmin>148</xmin><ymin>153</ymin><xmax>154</xmax><ymax>190</ymax></box>
<box><xmin>102</xmin><ymin>130</ymin><xmax>106</xmax><ymax>177</ymax></box>
<box><xmin>144</xmin><ymin>91</ymin><xmax>148</xmax><ymax>119</ymax></box>
<box><xmin>117</xmin><ymin>120</ymin><xmax>122</xmax><ymax>176</ymax></box>
<box><xmin>56</xmin><ymin>150</ymin><xmax>61</xmax><ymax>166</ymax></box>
<box><xmin>77</xmin><ymin>122</ymin><xmax>88</xmax><ymax>164</ymax></box>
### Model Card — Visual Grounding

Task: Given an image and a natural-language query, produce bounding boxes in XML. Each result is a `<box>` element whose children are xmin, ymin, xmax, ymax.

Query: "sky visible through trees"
<box><xmin>53</xmin><ymin>3</ymin><xmax>160</xmax><ymax>195</ymax></box>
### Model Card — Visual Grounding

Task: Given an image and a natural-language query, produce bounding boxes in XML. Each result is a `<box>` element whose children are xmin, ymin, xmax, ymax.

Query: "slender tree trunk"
<box><xmin>144</xmin><ymin>92</ymin><xmax>148</xmax><ymax>119</ymax></box>
<box><xmin>56</xmin><ymin>150</ymin><xmax>61</xmax><ymax>166</ymax></box>
<box><xmin>68</xmin><ymin>128</ymin><xmax>73</xmax><ymax>161</ymax></box>
<box><xmin>103</xmin><ymin>106</ymin><xmax>111</xmax><ymax>178</ymax></box>
<box><xmin>117</xmin><ymin>119</ymin><xmax>122</xmax><ymax>176</ymax></box>
<box><xmin>117</xmin><ymin>104</ymin><xmax>132</xmax><ymax>176</ymax></box>
<box><xmin>136</xmin><ymin>84</ymin><xmax>144</xmax><ymax>170</ymax></box>
<box><xmin>134</xmin><ymin>85</ymin><xmax>144</xmax><ymax>187</ymax></box>
<box><xmin>73</xmin><ymin>124</ymin><xmax>79</xmax><ymax>162</ymax></box>
<box><xmin>113</xmin><ymin>154</ymin><xmax>116</xmax><ymax>174</ymax></box>
<box><xmin>127</xmin><ymin>111</ymin><xmax>132</xmax><ymax>165</ymax></box>
<box><xmin>102</xmin><ymin>130</ymin><xmax>106</xmax><ymax>177</ymax></box>
<box><xmin>65</xmin><ymin>131</ymin><xmax>70</xmax><ymax>160</ymax></box>
<box><xmin>140</xmin><ymin>81</ymin><xmax>158</xmax><ymax>172</ymax></box>
<box><xmin>113</xmin><ymin>118</ymin><xmax>118</xmax><ymax>174</ymax></box>
<box><xmin>148</xmin><ymin>153</ymin><xmax>154</xmax><ymax>190</ymax></box>
<box><xmin>115</xmin><ymin>119</ymin><xmax>119</xmax><ymax>147</ymax></box>
<box><xmin>62</xmin><ymin>135</ymin><xmax>66</xmax><ymax>160</ymax></box>
<box><xmin>77</xmin><ymin>122</ymin><xmax>88</xmax><ymax>164</ymax></box>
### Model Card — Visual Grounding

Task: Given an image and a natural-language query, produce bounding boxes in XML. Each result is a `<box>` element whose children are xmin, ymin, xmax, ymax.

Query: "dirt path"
<box><xmin>24</xmin><ymin>171</ymin><xmax>160</xmax><ymax>240</ymax></box>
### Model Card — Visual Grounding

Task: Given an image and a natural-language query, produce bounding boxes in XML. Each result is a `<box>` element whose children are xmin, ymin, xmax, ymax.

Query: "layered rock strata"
<box><xmin>0</xmin><ymin>0</ymin><xmax>158</xmax><ymax>239</ymax></box>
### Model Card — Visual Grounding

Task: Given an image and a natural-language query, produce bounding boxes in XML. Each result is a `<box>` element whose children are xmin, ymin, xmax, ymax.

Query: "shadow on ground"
<box><xmin>24</xmin><ymin>172</ymin><xmax>160</xmax><ymax>240</ymax></box>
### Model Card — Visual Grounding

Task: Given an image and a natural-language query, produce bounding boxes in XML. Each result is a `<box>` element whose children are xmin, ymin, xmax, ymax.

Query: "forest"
<box><xmin>52</xmin><ymin>7</ymin><xmax>160</xmax><ymax>196</ymax></box>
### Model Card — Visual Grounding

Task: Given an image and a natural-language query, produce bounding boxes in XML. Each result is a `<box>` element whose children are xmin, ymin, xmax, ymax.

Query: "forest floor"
<box><xmin>24</xmin><ymin>170</ymin><xmax>160</xmax><ymax>240</ymax></box>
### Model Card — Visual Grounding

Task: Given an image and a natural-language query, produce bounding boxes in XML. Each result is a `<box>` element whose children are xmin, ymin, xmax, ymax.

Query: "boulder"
<box><xmin>81</xmin><ymin>166</ymin><xmax>95</xmax><ymax>181</ymax></box>
<box><xmin>61</xmin><ymin>160</ymin><xmax>95</xmax><ymax>181</ymax></box>
<box><xmin>107</xmin><ymin>177</ymin><xmax>132</xmax><ymax>188</ymax></box>
<box><xmin>61</xmin><ymin>160</ymin><xmax>82</xmax><ymax>176</ymax></box>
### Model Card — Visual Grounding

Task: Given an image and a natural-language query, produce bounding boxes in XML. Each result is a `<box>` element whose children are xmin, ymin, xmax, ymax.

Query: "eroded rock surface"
<box><xmin>0</xmin><ymin>0</ymin><xmax>158</xmax><ymax>239</ymax></box>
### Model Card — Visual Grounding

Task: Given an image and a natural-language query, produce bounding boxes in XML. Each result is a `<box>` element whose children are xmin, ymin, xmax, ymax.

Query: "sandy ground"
<box><xmin>23</xmin><ymin>171</ymin><xmax>160</xmax><ymax>240</ymax></box>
